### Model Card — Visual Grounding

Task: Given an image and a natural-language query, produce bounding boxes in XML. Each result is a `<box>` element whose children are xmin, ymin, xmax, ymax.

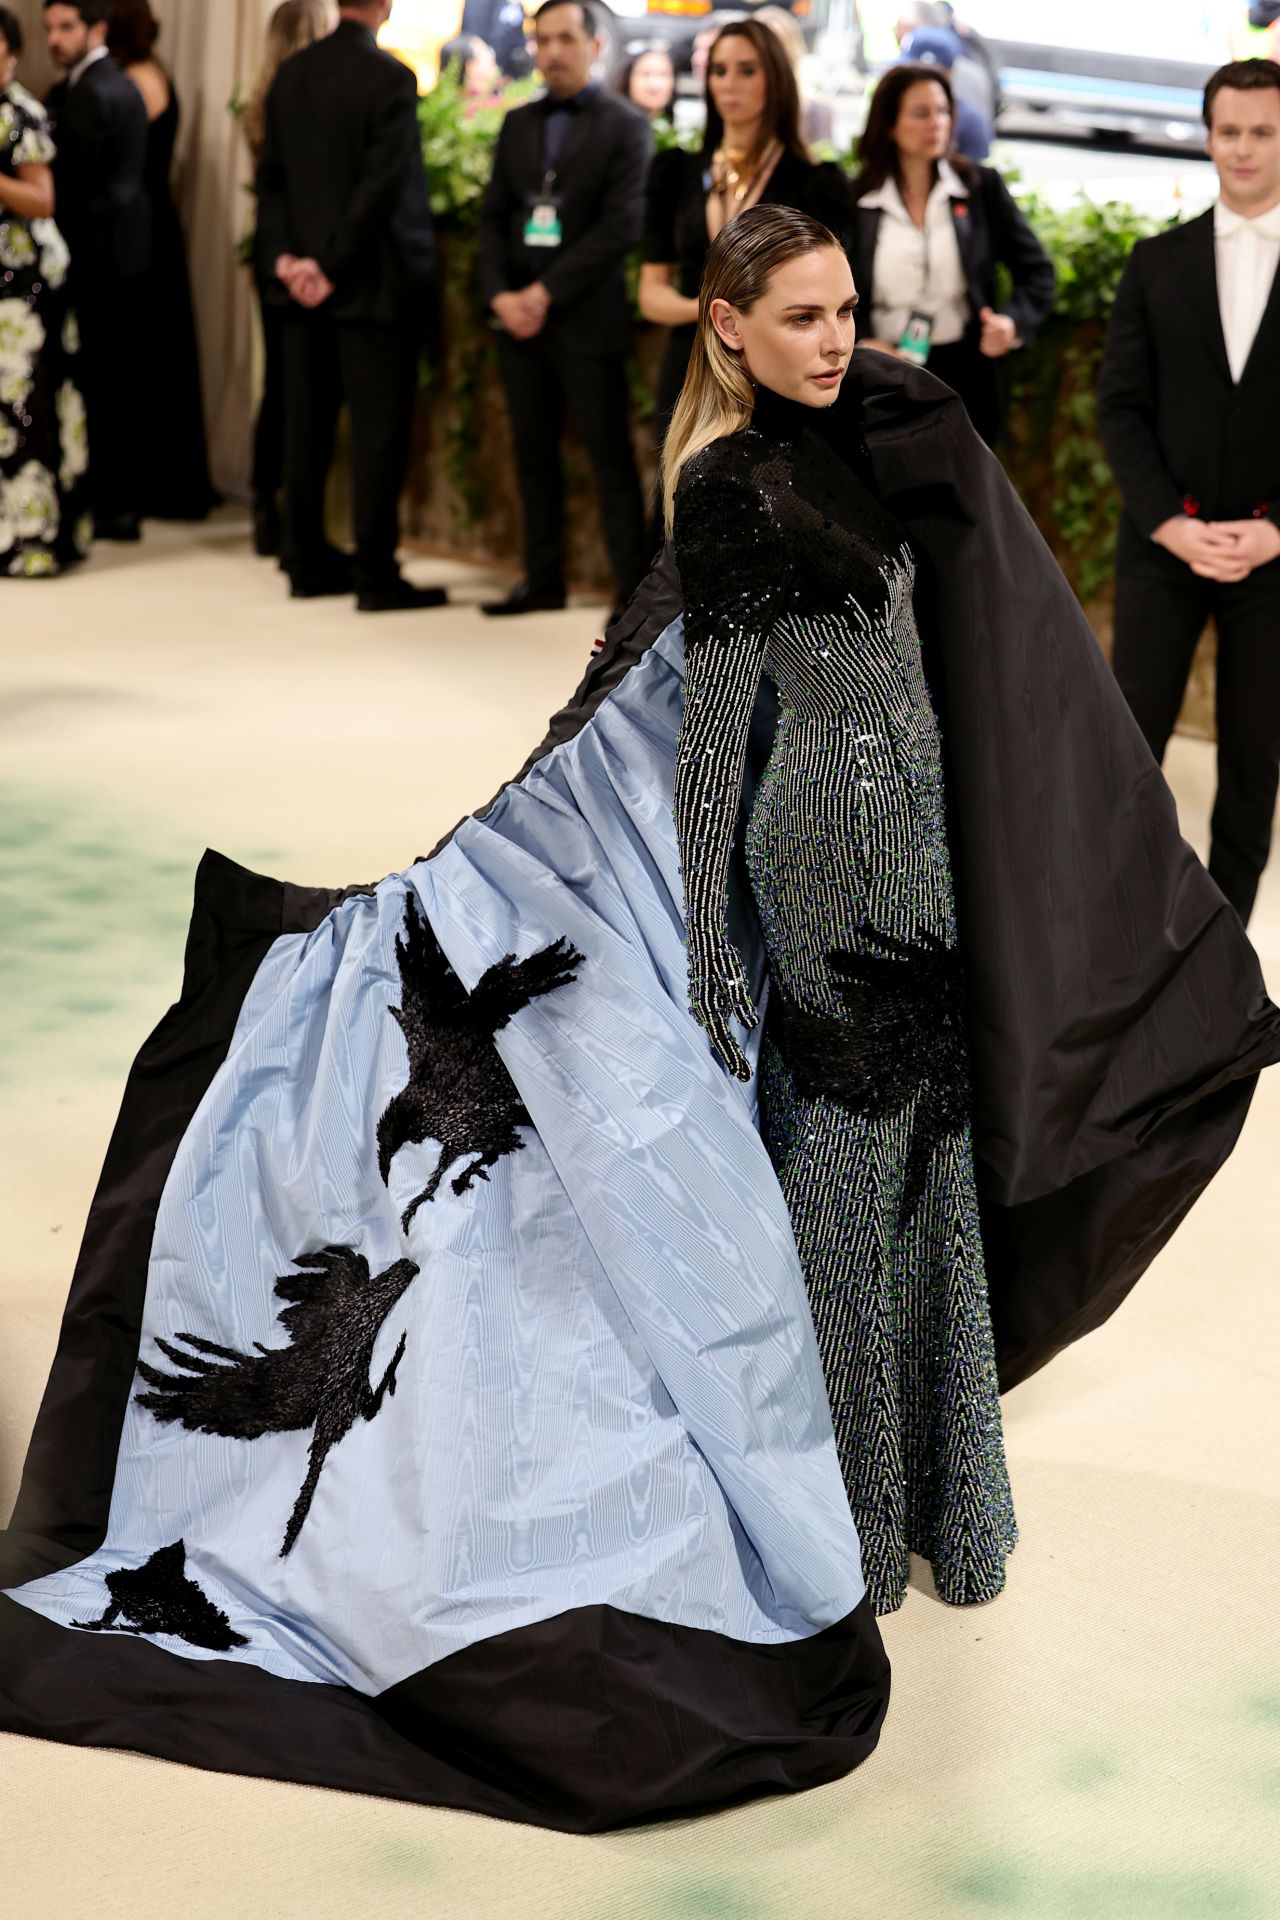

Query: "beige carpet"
<box><xmin>2</xmin><ymin>515</ymin><xmax>1277</xmax><ymax>1920</ymax></box>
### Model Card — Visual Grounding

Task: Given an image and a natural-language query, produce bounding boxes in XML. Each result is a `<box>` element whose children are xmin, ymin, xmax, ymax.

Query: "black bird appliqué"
<box><xmin>377</xmin><ymin>892</ymin><xmax>583</xmax><ymax>1231</ymax></box>
<box><xmin>777</xmin><ymin>926</ymin><xmax>971</xmax><ymax>1221</ymax></box>
<box><xmin>70</xmin><ymin>1540</ymin><xmax>248</xmax><ymax>1651</ymax></box>
<box><xmin>135</xmin><ymin>1245</ymin><xmax>419</xmax><ymax>1556</ymax></box>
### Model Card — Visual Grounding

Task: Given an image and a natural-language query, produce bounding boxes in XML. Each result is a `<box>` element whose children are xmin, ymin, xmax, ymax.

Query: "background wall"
<box><xmin>10</xmin><ymin>0</ymin><xmax>273</xmax><ymax>496</ymax></box>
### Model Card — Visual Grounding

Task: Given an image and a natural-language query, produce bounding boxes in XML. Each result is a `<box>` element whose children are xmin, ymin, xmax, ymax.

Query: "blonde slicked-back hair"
<box><xmin>661</xmin><ymin>204</ymin><xmax>844</xmax><ymax>532</ymax></box>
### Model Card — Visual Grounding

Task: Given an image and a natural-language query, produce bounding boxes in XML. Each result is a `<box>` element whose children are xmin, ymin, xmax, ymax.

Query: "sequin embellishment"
<box><xmin>70</xmin><ymin>1540</ymin><xmax>249</xmax><ymax>1650</ymax></box>
<box><xmin>136</xmin><ymin>1246</ymin><xmax>420</xmax><ymax>1556</ymax></box>
<box><xmin>378</xmin><ymin>893</ymin><xmax>583</xmax><ymax>1230</ymax></box>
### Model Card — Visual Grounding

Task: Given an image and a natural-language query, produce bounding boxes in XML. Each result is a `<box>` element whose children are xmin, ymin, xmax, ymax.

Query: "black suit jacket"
<box><xmin>255</xmin><ymin>19</ymin><xmax>435</xmax><ymax>326</ymax></box>
<box><xmin>478</xmin><ymin>89</ymin><xmax>651</xmax><ymax>353</ymax></box>
<box><xmin>849</xmin><ymin>164</ymin><xmax>1055</xmax><ymax>349</ymax></box>
<box><xmin>46</xmin><ymin>57</ymin><xmax>149</xmax><ymax>281</ymax></box>
<box><xmin>1098</xmin><ymin>208</ymin><xmax>1280</xmax><ymax>564</ymax></box>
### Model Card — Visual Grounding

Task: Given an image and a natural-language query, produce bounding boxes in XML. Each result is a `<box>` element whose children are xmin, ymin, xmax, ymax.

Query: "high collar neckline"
<box><xmin>750</xmin><ymin>378</ymin><xmax>846</xmax><ymax>442</ymax></box>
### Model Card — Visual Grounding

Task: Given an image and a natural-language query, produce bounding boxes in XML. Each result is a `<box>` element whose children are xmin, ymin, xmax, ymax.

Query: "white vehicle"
<box><xmin>967</xmin><ymin>2</ymin><xmax>1255</xmax><ymax>137</ymax></box>
<box><xmin>855</xmin><ymin>2</ymin><xmax>1272</xmax><ymax>140</ymax></box>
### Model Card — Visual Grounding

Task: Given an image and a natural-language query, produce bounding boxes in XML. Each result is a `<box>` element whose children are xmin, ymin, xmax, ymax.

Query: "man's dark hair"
<box><xmin>42</xmin><ymin>0</ymin><xmax>111</xmax><ymax>24</ymax></box>
<box><xmin>533</xmin><ymin>0</ymin><xmax>598</xmax><ymax>35</ymax></box>
<box><xmin>0</xmin><ymin>6</ymin><xmax>23</xmax><ymax>54</ymax></box>
<box><xmin>1203</xmin><ymin>57</ymin><xmax>1280</xmax><ymax>128</ymax></box>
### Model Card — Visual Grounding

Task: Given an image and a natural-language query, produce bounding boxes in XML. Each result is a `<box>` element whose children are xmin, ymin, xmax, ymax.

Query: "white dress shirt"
<box><xmin>68</xmin><ymin>45</ymin><xmax>109</xmax><ymax>88</ymax></box>
<box><xmin>1214</xmin><ymin>197</ymin><xmax>1280</xmax><ymax>383</ymax></box>
<box><xmin>857</xmin><ymin>159</ymin><xmax>971</xmax><ymax>348</ymax></box>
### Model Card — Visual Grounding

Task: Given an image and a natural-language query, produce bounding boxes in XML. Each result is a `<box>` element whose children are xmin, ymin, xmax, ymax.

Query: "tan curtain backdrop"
<box><xmin>10</xmin><ymin>0</ymin><xmax>273</xmax><ymax>497</ymax></box>
<box><xmin>151</xmin><ymin>0</ymin><xmax>272</xmax><ymax>497</ymax></box>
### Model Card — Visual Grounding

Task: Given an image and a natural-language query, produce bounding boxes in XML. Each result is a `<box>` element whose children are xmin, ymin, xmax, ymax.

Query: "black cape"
<box><xmin>456</xmin><ymin>351</ymin><xmax>1280</xmax><ymax>1392</ymax></box>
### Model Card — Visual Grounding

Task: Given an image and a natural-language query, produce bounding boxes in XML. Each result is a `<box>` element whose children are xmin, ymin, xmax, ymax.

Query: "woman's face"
<box><xmin>0</xmin><ymin>32</ymin><xmax>15</xmax><ymax>86</ymax></box>
<box><xmin>707</xmin><ymin>35</ymin><xmax>768</xmax><ymax>133</ymax></box>
<box><xmin>628</xmin><ymin>50</ymin><xmax>673</xmax><ymax>116</ymax></box>
<box><xmin>892</xmin><ymin>78</ymin><xmax>952</xmax><ymax>164</ymax></box>
<box><xmin>464</xmin><ymin>41</ymin><xmax>499</xmax><ymax>95</ymax></box>
<box><xmin>710</xmin><ymin>246</ymin><xmax>857</xmax><ymax>409</ymax></box>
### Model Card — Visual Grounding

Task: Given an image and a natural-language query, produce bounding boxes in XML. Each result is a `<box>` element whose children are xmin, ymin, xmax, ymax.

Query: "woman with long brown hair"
<box><xmin>640</xmin><ymin>17</ymin><xmax>851</xmax><ymax>446</ymax></box>
<box><xmin>241</xmin><ymin>0</ymin><xmax>336</xmax><ymax>556</ymax></box>
<box><xmin>847</xmin><ymin>61</ymin><xmax>1053</xmax><ymax>445</ymax></box>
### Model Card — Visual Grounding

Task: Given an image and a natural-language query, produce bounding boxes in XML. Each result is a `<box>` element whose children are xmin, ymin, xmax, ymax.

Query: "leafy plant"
<box><xmin>417</xmin><ymin>65</ymin><xmax>538</xmax><ymax>226</ymax></box>
<box><xmin>1005</xmin><ymin>190</ymin><xmax>1176</xmax><ymax>600</ymax></box>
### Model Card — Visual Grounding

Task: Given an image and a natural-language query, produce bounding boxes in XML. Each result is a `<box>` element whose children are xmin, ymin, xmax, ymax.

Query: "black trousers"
<box><xmin>76</xmin><ymin>274</ymin><xmax>143</xmax><ymax>525</ymax></box>
<box><xmin>281</xmin><ymin>309</ymin><xmax>419</xmax><ymax>590</ymax></box>
<box><xmin>497</xmin><ymin>331</ymin><xmax>648</xmax><ymax>603</ymax></box>
<box><xmin>1113</xmin><ymin>551</ymin><xmax>1280</xmax><ymax>923</ymax></box>
<box><xmin>252</xmin><ymin>284</ymin><xmax>285</xmax><ymax>509</ymax></box>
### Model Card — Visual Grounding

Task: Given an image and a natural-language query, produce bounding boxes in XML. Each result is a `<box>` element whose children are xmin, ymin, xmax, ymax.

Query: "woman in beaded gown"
<box><xmin>2</xmin><ymin>210</ymin><xmax>1278</xmax><ymax>1834</ymax></box>
<box><xmin>667</xmin><ymin>207</ymin><xmax>1013</xmax><ymax>1614</ymax></box>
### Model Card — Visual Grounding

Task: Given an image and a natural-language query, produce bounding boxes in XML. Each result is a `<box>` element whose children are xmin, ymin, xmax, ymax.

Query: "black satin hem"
<box><xmin>0</xmin><ymin>1594</ymin><xmax>889</xmax><ymax>1832</ymax></box>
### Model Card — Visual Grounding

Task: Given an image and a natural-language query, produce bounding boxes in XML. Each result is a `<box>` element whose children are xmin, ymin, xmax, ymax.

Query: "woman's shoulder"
<box><xmin>648</xmin><ymin>143</ymin><xmax>701</xmax><ymax>192</ymax></box>
<box><xmin>652</xmin><ymin>142</ymin><xmax>700</xmax><ymax>174</ymax></box>
<box><xmin>4</xmin><ymin>82</ymin><xmax>49</xmax><ymax>131</ymax></box>
<box><xmin>679</xmin><ymin>426</ymin><xmax>778</xmax><ymax>485</ymax></box>
<box><xmin>675</xmin><ymin>428</ymin><xmax>790</xmax><ymax>527</ymax></box>
<box><xmin>127</xmin><ymin>60</ymin><xmax>173</xmax><ymax>124</ymax></box>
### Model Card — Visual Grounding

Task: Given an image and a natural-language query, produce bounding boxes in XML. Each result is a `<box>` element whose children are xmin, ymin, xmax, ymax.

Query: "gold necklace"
<box><xmin>713</xmin><ymin>140</ymin><xmax>774</xmax><ymax>205</ymax></box>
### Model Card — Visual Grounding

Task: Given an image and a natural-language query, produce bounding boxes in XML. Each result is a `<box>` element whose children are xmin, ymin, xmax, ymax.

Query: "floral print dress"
<box><xmin>0</xmin><ymin>82</ymin><xmax>89</xmax><ymax>575</ymax></box>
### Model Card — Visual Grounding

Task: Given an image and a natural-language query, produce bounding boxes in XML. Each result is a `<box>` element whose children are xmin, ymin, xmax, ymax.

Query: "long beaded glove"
<box><xmin>672</xmin><ymin>444</ymin><xmax>788</xmax><ymax>1082</ymax></box>
<box><xmin>686</xmin><ymin>931</ymin><xmax>758</xmax><ymax>1081</ymax></box>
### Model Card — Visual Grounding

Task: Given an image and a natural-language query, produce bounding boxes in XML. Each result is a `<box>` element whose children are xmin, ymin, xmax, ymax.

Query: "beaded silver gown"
<box><xmin>672</xmin><ymin>385</ymin><xmax>1017</xmax><ymax>1614</ymax></box>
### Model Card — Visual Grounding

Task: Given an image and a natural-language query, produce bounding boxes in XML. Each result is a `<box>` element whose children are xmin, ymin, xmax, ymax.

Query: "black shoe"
<box><xmin>289</xmin><ymin>563</ymin><xmax>354</xmax><ymax>599</ymax></box>
<box><xmin>356</xmin><ymin>579</ymin><xmax>449</xmax><ymax>613</ymax></box>
<box><xmin>481</xmin><ymin>582</ymin><xmax>566</xmax><ymax>618</ymax></box>
<box><xmin>95</xmin><ymin>513</ymin><xmax>142</xmax><ymax>543</ymax></box>
<box><xmin>253</xmin><ymin>501</ymin><xmax>282</xmax><ymax>558</ymax></box>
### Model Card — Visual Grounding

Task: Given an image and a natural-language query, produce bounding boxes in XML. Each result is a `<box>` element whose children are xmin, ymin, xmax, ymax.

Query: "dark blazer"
<box><xmin>45</xmin><ymin>56</ymin><xmax>149</xmax><ymax>280</ymax></box>
<box><xmin>1098</xmin><ymin>207</ymin><xmax>1280</xmax><ymax>564</ymax></box>
<box><xmin>255</xmin><ymin>18</ymin><xmax>435</xmax><ymax>325</ymax></box>
<box><xmin>849</xmin><ymin>164</ymin><xmax>1055</xmax><ymax>348</ymax></box>
<box><xmin>478</xmin><ymin>88</ymin><xmax>651</xmax><ymax>353</ymax></box>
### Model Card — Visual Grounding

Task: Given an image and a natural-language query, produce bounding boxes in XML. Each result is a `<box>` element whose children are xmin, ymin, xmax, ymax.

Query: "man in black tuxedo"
<box><xmin>1099</xmin><ymin>59</ymin><xmax>1280</xmax><ymax>925</ymax></box>
<box><xmin>44</xmin><ymin>0</ymin><xmax>149</xmax><ymax>542</ymax></box>
<box><xmin>478</xmin><ymin>0</ymin><xmax>650</xmax><ymax>618</ymax></box>
<box><xmin>256</xmin><ymin>0</ymin><xmax>446</xmax><ymax>612</ymax></box>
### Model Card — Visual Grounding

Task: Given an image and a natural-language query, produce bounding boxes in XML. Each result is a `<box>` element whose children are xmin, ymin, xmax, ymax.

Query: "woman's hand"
<box><xmin>688</xmin><ymin>940</ymin><xmax>758</xmax><ymax>1081</ymax></box>
<box><xmin>978</xmin><ymin>308</ymin><xmax>1019</xmax><ymax>357</ymax></box>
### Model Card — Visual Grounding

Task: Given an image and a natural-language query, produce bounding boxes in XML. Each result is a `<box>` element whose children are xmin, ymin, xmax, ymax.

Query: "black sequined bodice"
<box><xmin>675</xmin><ymin>384</ymin><xmax>914</xmax><ymax>678</ymax></box>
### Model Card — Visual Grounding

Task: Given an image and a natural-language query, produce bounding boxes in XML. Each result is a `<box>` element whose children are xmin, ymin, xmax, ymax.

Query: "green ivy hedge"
<box><xmin>417</xmin><ymin>70</ymin><xmax>1173</xmax><ymax>604</ymax></box>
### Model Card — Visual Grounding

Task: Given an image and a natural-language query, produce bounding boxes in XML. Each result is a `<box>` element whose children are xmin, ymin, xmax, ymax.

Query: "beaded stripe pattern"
<box><xmin>673</xmin><ymin>410</ymin><xmax>1016</xmax><ymax>1614</ymax></box>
